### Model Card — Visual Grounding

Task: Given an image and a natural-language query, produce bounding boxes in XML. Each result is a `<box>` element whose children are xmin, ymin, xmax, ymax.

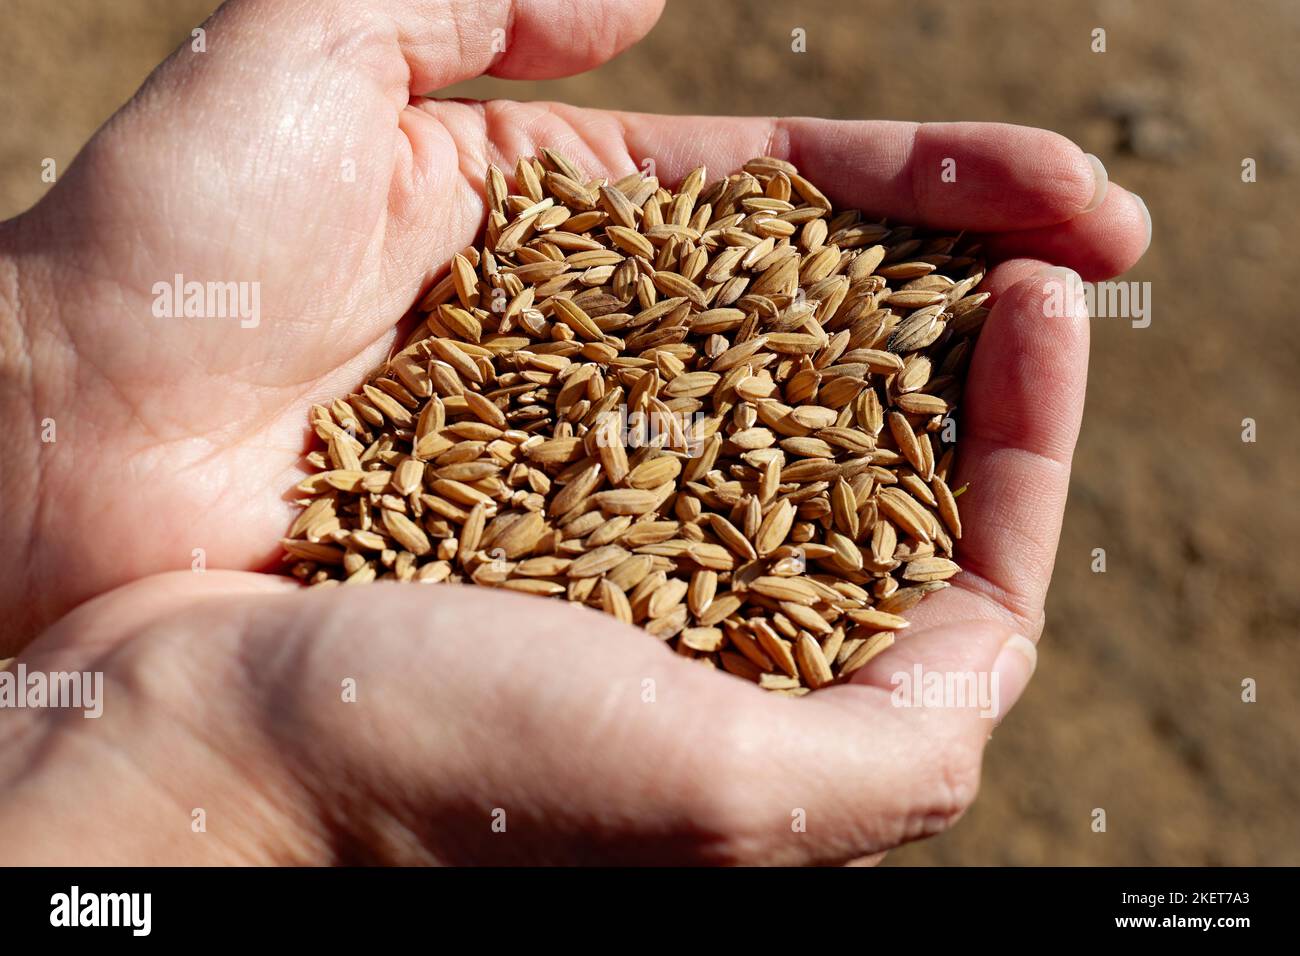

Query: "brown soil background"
<box><xmin>2</xmin><ymin>0</ymin><xmax>1296</xmax><ymax>865</ymax></box>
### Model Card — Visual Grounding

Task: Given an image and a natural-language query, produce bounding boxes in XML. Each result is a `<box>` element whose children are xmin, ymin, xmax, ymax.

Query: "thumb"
<box><xmin>720</xmin><ymin>619</ymin><xmax>1036</xmax><ymax>865</ymax></box>
<box><xmin>178</xmin><ymin>0</ymin><xmax>665</xmax><ymax>100</ymax></box>
<box><xmin>23</xmin><ymin>0</ymin><xmax>666</xmax><ymax>390</ymax></box>
<box><xmin>400</xmin><ymin>0</ymin><xmax>667</xmax><ymax>91</ymax></box>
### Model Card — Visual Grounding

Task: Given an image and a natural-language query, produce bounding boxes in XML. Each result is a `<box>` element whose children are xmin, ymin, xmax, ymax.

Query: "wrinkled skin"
<box><xmin>0</xmin><ymin>0</ymin><xmax>1148</xmax><ymax>863</ymax></box>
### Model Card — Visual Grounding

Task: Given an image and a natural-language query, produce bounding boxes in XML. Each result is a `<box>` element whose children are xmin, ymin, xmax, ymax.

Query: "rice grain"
<box><xmin>283</xmin><ymin>152</ymin><xmax>987</xmax><ymax>691</ymax></box>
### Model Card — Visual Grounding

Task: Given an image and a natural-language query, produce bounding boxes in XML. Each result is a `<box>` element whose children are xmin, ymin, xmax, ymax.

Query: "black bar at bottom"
<box><xmin>0</xmin><ymin>866</ymin><xmax>1281</xmax><ymax>941</ymax></box>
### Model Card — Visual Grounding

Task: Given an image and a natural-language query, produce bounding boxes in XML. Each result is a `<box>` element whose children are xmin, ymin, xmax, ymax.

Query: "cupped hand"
<box><xmin>0</xmin><ymin>0</ymin><xmax>1148</xmax><ymax>863</ymax></box>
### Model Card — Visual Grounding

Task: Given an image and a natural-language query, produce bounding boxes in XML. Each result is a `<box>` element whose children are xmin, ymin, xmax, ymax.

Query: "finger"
<box><xmin>844</xmin><ymin>852</ymin><xmax>888</xmax><ymax>867</ymax></box>
<box><xmin>724</xmin><ymin>619</ymin><xmax>1032</xmax><ymax>865</ymax></box>
<box><xmin>851</xmin><ymin>620</ymin><xmax>1038</xmax><ymax>729</ymax></box>
<box><xmin>170</xmin><ymin>0</ymin><xmax>663</xmax><ymax>100</ymax></box>
<box><xmin>423</xmin><ymin>102</ymin><xmax>1108</xmax><ymax>232</ymax></box>
<box><xmin>940</xmin><ymin>261</ymin><xmax>1091</xmax><ymax>631</ymax></box>
<box><xmin>271</xmin><ymin>580</ymin><xmax>1029</xmax><ymax>869</ymax></box>
<box><xmin>250</xmin><ymin>580</ymin><xmax>984</xmax><ymax>866</ymax></box>
<box><xmin>891</xmin><ymin>578</ymin><xmax>1053</xmax><ymax>647</ymax></box>
<box><xmin>22</xmin><ymin>571</ymin><xmax>297</xmax><ymax>659</ymax></box>
<box><xmin>31</xmin><ymin>573</ymin><xmax>1028</xmax><ymax>867</ymax></box>
<box><xmin>43</xmin><ymin>574</ymin><xmax>801</xmax><ymax>864</ymax></box>
<box><xmin>975</xmin><ymin>256</ymin><xmax>1059</xmax><ymax>297</ymax></box>
<box><xmin>24</xmin><ymin>573</ymin><xmax>738</xmax><ymax>863</ymax></box>
<box><xmin>980</xmin><ymin>184</ymin><xmax>1152</xmax><ymax>279</ymax></box>
<box><xmin>399</xmin><ymin>0</ymin><xmax>666</xmax><ymax>91</ymax></box>
<box><xmin>621</xmin><ymin>115</ymin><xmax>1106</xmax><ymax>231</ymax></box>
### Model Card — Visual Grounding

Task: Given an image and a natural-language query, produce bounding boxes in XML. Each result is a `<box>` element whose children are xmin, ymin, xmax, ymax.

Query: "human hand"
<box><xmin>0</xmin><ymin>0</ymin><xmax>1149</xmax><ymax>863</ymax></box>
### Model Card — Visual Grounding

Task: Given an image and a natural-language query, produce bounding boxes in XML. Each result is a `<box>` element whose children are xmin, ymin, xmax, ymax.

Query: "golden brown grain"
<box><xmin>283</xmin><ymin>152</ymin><xmax>987</xmax><ymax>691</ymax></box>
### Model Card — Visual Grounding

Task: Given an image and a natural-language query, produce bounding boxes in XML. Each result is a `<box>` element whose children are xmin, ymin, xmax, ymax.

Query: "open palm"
<box><xmin>0</xmin><ymin>0</ymin><xmax>1148</xmax><ymax>863</ymax></box>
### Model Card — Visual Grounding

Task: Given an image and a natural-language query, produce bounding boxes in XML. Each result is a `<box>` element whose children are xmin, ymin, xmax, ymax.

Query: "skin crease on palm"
<box><xmin>0</xmin><ymin>0</ymin><xmax>1151</xmax><ymax>864</ymax></box>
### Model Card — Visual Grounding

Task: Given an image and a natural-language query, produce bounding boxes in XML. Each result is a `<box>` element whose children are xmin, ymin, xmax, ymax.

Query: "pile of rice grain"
<box><xmin>282</xmin><ymin>150</ymin><xmax>988</xmax><ymax>693</ymax></box>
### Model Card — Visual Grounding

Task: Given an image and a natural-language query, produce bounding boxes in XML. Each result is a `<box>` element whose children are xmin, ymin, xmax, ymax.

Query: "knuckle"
<box><xmin>897</xmin><ymin>733</ymin><xmax>985</xmax><ymax>843</ymax></box>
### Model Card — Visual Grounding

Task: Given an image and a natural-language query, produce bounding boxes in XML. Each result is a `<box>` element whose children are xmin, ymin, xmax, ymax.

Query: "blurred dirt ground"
<box><xmin>2</xmin><ymin>0</ymin><xmax>1296</xmax><ymax>865</ymax></box>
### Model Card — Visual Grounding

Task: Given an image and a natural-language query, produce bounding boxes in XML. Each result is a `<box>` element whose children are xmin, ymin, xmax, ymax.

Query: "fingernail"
<box><xmin>1083</xmin><ymin>153</ymin><xmax>1109</xmax><ymax>212</ymax></box>
<box><xmin>1041</xmin><ymin>265</ymin><xmax>1082</xmax><ymax>284</ymax></box>
<box><xmin>991</xmin><ymin>634</ymin><xmax>1037</xmax><ymax>723</ymax></box>
<box><xmin>1131</xmin><ymin>192</ymin><xmax>1152</xmax><ymax>254</ymax></box>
